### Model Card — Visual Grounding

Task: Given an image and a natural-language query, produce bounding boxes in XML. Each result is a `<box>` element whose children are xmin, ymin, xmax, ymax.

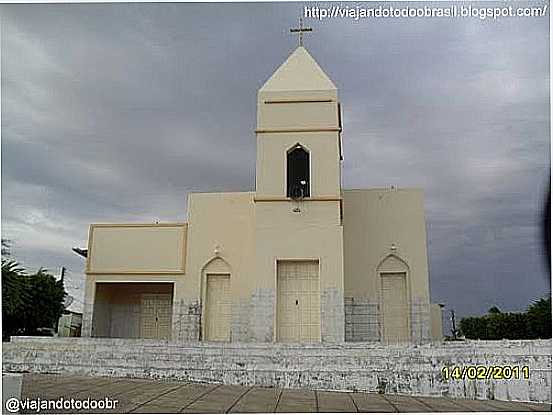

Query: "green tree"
<box><xmin>2</xmin><ymin>259</ymin><xmax>28</xmax><ymax>340</ymax></box>
<box><xmin>1</xmin><ymin>238</ymin><xmax>11</xmax><ymax>256</ymax></box>
<box><xmin>488</xmin><ymin>312</ymin><xmax>529</xmax><ymax>340</ymax></box>
<box><xmin>459</xmin><ymin>316</ymin><xmax>487</xmax><ymax>339</ymax></box>
<box><xmin>507</xmin><ymin>312</ymin><xmax>530</xmax><ymax>339</ymax></box>
<box><xmin>460</xmin><ymin>297</ymin><xmax>551</xmax><ymax>340</ymax></box>
<box><xmin>527</xmin><ymin>297</ymin><xmax>551</xmax><ymax>339</ymax></box>
<box><xmin>22</xmin><ymin>269</ymin><xmax>66</xmax><ymax>334</ymax></box>
<box><xmin>488</xmin><ymin>306</ymin><xmax>501</xmax><ymax>314</ymax></box>
<box><xmin>2</xmin><ymin>259</ymin><xmax>66</xmax><ymax>340</ymax></box>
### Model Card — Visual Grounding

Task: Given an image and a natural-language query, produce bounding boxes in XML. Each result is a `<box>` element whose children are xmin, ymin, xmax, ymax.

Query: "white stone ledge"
<box><xmin>4</xmin><ymin>337</ymin><xmax>551</xmax><ymax>403</ymax></box>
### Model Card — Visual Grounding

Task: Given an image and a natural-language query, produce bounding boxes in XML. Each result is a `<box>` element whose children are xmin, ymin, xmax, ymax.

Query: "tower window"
<box><xmin>287</xmin><ymin>145</ymin><xmax>310</xmax><ymax>198</ymax></box>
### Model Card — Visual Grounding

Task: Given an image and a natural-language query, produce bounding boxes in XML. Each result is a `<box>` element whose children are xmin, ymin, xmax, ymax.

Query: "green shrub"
<box><xmin>459</xmin><ymin>297</ymin><xmax>551</xmax><ymax>340</ymax></box>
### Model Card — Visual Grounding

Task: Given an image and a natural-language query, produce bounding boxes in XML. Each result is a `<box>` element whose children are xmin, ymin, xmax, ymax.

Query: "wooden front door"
<box><xmin>277</xmin><ymin>260</ymin><xmax>320</xmax><ymax>342</ymax></box>
<box><xmin>204</xmin><ymin>274</ymin><xmax>231</xmax><ymax>341</ymax></box>
<box><xmin>140</xmin><ymin>293</ymin><xmax>172</xmax><ymax>340</ymax></box>
<box><xmin>381</xmin><ymin>272</ymin><xmax>409</xmax><ymax>343</ymax></box>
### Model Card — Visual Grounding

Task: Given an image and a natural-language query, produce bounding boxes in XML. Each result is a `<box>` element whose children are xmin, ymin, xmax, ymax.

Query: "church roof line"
<box><xmin>187</xmin><ymin>190</ymin><xmax>255</xmax><ymax>196</ymax></box>
<box><xmin>259</xmin><ymin>46</ymin><xmax>336</xmax><ymax>92</ymax></box>
<box><xmin>343</xmin><ymin>188</ymin><xmax>425</xmax><ymax>193</ymax></box>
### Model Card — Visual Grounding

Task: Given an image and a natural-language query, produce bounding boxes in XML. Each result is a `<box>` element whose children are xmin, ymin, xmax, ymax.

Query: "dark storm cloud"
<box><xmin>1</xmin><ymin>2</ymin><xmax>549</xmax><ymax>319</ymax></box>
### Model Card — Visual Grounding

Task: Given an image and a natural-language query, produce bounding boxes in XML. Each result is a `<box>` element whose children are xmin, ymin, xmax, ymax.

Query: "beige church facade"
<box><xmin>81</xmin><ymin>46</ymin><xmax>443</xmax><ymax>344</ymax></box>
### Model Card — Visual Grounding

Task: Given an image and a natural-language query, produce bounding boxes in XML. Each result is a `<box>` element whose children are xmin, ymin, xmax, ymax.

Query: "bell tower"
<box><xmin>255</xmin><ymin>46</ymin><xmax>342</xmax><ymax>198</ymax></box>
<box><xmin>251</xmin><ymin>43</ymin><xmax>345</xmax><ymax>344</ymax></box>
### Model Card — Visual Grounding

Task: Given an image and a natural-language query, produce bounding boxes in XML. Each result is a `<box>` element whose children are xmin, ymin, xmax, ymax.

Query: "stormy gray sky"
<box><xmin>1</xmin><ymin>2</ymin><xmax>550</xmax><ymax>323</ymax></box>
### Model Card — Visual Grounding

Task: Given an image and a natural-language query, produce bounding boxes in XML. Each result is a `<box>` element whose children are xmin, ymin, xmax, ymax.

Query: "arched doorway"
<box><xmin>378</xmin><ymin>254</ymin><xmax>410</xmax><ymax>343</ymax></box>
<box><xmin>201</xmin><ymin>257</ymin><xmax>231</xmax><ymax>341</ymax></box>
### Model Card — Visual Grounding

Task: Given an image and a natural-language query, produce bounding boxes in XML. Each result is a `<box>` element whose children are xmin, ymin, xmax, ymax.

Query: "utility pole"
<box><xmin>450</xmin><ymin>310</ymin><xmax>457</xmax><ymax>340</ymax></box>
<box><xmin>54</xmin><ymin>266</ymin><xmax>67</xmax><ymax>334</ymax></box>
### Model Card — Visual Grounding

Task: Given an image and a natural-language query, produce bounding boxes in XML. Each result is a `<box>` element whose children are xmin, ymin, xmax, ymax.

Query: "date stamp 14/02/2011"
<box><xmin>442</xmin><ymin>365</ymin><xmax>530</xmax><ymax>381</ymax></box>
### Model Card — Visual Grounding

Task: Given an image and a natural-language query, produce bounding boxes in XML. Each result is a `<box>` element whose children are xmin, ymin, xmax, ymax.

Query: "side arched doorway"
<box><xmin>201</xmin><ymin>257</ymin><xmax>231</xmax><ymax>341</ymax></box>
<box><xmin>378</xmin><ymin>254</ymin><xmax>410</xmax><ymax>343</ymax></box>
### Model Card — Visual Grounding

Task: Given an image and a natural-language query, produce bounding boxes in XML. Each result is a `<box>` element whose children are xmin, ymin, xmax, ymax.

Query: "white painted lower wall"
<box><xmin>2</xmin><ymin>374</ymin><xmax>22</xmax><ymax>412</ymax></box>
<box><xmin>3</xmin><ymin>337</ymin><xmax>550</xmax><ymax>403</ymax></box>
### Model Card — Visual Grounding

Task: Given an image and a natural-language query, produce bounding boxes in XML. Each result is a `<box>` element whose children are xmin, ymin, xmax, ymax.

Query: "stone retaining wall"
<box><xmin>3</xmin><ymin>337</ymin><xmax>551</xmax><ymax>403</ymax></box>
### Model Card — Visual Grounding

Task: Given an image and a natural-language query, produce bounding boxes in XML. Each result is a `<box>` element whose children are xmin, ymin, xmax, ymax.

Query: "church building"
<box><xmin>80</xmin><ymin>44</ymin><xmax>443</xmax><ymax>344</ymax></box>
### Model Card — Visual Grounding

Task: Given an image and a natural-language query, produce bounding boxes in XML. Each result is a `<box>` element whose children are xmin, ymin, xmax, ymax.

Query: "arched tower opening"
<box><xmin>287</xmin><ymin>144</ymin><xmax>310</xmax><ymax>198</ymax></box>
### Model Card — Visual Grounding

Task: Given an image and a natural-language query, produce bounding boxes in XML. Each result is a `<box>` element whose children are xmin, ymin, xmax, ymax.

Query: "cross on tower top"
<box><xmin>290</xmin><ymin>17</ymin><xmax>312</xmax><ymax>47</ymax></box>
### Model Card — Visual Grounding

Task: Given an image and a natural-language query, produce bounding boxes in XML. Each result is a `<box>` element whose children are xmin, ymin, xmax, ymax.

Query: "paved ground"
<box><xmin>17</xmin><ymin>374</ymin><xmax>552</xmax><ymax>413</ymax></box>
